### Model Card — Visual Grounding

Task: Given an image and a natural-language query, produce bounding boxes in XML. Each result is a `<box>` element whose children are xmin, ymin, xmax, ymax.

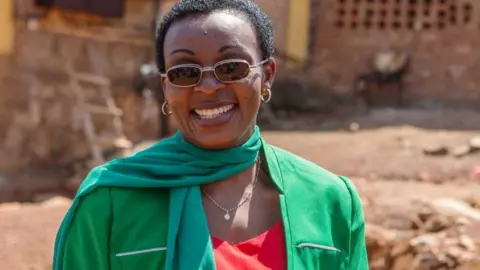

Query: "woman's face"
<box><xmin>162</xmin><ymin>11</ymin><xmax>276</xmax><ymax>149</ymax></box>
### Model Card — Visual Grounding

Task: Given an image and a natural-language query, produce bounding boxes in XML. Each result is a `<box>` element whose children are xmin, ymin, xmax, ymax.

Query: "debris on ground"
<box><xmin>348</xmin><ymin>122</ymin><xmax>361</xmax><ymax>132</ymax></box>
<box><xmin>451</xmin><ymin>145</ymin><xmax>472</xmax><ymax>158</ymax></box>
<box><xmin>469</xmin><ymin>136</ymin><xmax>480</xmax><ymax>150</ymax></box>
<box><xmin>423</xmin><ymin>144</ymin><xmax>449</xmax><ymax>156</ymax></box>
<box><xmin>422</xmin><ymin>135</ymin><xmax>480</xmax><ymax>158</ymax></box>
<box><xmin>366</xmin><ymin>198</ymin><xmax>480</xmax><ymax>270</ymax></box>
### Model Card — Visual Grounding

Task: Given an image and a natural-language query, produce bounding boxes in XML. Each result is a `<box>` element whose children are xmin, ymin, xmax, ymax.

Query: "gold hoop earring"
<box><xmin>161</xmin><ymin>101</ymin><xmax>172</xmax><ymax>115</ymax></box>
<box><xmin>261</xmin><ymin>88</ymin><xmax>272</xmax><ymax>103</ymax></box>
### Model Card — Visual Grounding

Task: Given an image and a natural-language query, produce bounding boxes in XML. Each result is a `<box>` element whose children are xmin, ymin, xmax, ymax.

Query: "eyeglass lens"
<box><xmin>166</xmin><ymin>61</ymin><xmax>251</xmax><ymax>86</ymax></box>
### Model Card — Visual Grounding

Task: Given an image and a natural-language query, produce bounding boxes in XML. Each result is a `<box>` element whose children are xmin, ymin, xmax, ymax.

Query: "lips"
<box><xmin>193</xmin><ymin>104</ymin><xmax>235</xmax><ymax>120</ymax></box>
<box><xmin>191</xmin><ymin>102</ymin><xmax>238</xmax><ymax>127</ymax></box>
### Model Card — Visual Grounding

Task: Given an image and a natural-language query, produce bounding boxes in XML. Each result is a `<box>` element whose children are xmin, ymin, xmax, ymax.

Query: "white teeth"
<box><xmin>194</xmin><ymin>104</ymin><xmax>235</xmax><ymax>119</ymax></box>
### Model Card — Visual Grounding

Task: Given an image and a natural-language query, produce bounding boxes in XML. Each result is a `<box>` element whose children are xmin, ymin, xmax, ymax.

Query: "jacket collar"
<box><xmin>261</xmin><ymin>140</ymin><xmax>285</xmax><ymax>194</ymax></box>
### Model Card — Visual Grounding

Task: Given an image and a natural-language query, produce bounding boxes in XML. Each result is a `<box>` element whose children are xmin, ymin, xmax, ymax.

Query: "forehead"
<box><xmin>163</xmin><ymin>11</ymin><xmax>260</xmax><ymax>59</ymax></box>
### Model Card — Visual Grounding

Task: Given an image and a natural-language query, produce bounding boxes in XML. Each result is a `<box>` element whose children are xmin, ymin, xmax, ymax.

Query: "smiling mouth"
<box><xmin>193</xmin><ymin>104</ymin><xmax>236</xmax><ymax>120</ymax></box>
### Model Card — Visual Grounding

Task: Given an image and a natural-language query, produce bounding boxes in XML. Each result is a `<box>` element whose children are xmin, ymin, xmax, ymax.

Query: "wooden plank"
<box><xmin>73</xmin><ymin>72</ymin><xmax>111</xmax><ymax>86</ymax></box>
<box><xmin>71</xmin><ymin>80</ymin><xmax>105</xmax><ymax>165</ymax></box>
<box><xmin>97</xmin><ymin>136</ymin><xmax>132</xmax><ymax>149</ymax></box>
<box><xmin>83</xmin><ymin>103</ymin><xmax>123</xmax><ymax>116</ymax></box>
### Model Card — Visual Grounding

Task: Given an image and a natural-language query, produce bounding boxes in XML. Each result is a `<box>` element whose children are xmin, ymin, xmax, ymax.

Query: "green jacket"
<box><xmin>60</xmin><ymin>144</ymin><xmax>368</xmax><ymax>270</ymax></box>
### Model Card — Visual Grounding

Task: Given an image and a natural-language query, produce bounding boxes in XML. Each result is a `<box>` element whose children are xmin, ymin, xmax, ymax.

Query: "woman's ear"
<box><xmin>263</xmin><ymin>58</ymin><xmax>277</xmax><ymax>89</ymax></box>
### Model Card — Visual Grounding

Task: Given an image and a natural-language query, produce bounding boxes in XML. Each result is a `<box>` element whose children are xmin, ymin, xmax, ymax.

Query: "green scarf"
<box><xmin>53</xmin><ymin>126</ymin><xmax>262</xmax><ymax>270</ymax></box>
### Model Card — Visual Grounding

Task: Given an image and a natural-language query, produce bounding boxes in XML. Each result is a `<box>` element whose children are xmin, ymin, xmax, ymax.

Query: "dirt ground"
<box><xmin>1</xmin><ymin>108</ymin><xmax>479</xmax><ymax>270</ymax></box>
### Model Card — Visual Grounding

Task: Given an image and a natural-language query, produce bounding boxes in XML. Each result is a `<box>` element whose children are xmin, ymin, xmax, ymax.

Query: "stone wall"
<box><xmin>0</xmin><ymin>28</ymin><xmax>160</xmax><ymax>173</ymax></box>
<box><xmin>0</xmin><ymin>0</ymin><xmax>159</xmax><ymax>173</ymax></box>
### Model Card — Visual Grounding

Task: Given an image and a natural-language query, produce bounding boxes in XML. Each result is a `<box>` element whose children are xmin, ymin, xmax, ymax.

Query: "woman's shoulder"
<box><xmin>75</xmin><ymin>184</ymin><xmax>170</xmax><ymax>211</ymax></box>
<box><xmin>266</xmin><ymin>144</ymin><xmax>364</xmax><ymax>229</ymax></box>
<box><xmin>76</xmin><ymin>161</ymin><xmax>171</xmax><ymax>202</ymax></box>
<box><xmin>265</xmin><ymin>144</ymin><xmax>359</xmax><ymax>200</ymax></box>
<box><xmin>73</xmin><ymin>164</ymin><xmax>171</xmax><ymax>217</ymax></box>
<box><xmin>70</xmin><ymin>184</ymin><xmax>170</xmax><ymax>238</ymax></box>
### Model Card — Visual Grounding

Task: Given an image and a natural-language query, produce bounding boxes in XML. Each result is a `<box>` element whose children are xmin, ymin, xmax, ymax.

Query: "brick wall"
<box><xmin>309</xmin><ymin>0</ymin><xmax>480</xmax><ymax>106</ymax></box>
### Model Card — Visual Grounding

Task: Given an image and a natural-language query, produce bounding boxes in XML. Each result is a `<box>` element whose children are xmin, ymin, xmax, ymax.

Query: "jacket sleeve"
<box><xmin>340</xmin><ymin>176</ymin><xmax>369</xmax><ymax>270</ymax></box>
<box><xmin>61</xmin><ymin>188</ymin><xmax>113</xmax><ymax>270</ymax></box>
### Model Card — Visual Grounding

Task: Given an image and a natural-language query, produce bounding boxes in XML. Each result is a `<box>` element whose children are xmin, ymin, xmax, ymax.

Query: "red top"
<box><xmin>211</xmin><ymin>222</ymin><xmax>287</xmax><ymax>270</ymax></box>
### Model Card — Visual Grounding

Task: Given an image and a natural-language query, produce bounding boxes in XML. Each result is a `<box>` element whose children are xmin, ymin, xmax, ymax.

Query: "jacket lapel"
<box><xmin>263</xmin><ymin>143</ymin><xmax>295</xmax><ymax>269</ymax></box>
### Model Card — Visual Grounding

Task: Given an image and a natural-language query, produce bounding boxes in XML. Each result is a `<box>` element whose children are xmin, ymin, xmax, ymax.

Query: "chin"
<box><xmin>184</xmin><ymin>123</ymin><xmax>255</xmax><ymax>150</ymax></box>
<box><xmin>190</xmin><ymin>130</ymin><xmax>242</xmax><ymax>150</ymax></box>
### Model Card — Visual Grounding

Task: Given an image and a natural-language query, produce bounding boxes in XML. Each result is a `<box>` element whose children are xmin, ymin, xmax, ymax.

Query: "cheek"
<box><xmin>165</xmin><ymin>88</ymin><xmax>190</xmax><ymax>113</ymax></box>
<box><xmin>240</xmin><ymin>73</ymin><xmax>263</xmax><ymax>101</ymax></box>
<box><xmin>235</xmin><ymin>84</ymin><xmax>262</xmax><ymax>118</ymax></box>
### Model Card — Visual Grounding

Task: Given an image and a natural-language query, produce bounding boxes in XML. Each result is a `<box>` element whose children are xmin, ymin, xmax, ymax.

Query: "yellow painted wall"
<box><xmin>285</xmin><ymin>0</ymin><xmax>310</xmax><ymax>67</ymax></box>
<box><xmin>0</xmin><ymin>0</ymin><xmax>14</xmax><ymax>55</ymax></box>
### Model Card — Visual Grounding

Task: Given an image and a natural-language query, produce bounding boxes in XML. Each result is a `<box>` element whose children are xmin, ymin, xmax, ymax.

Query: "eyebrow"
<box><xmin>218</xmin><ymin>44</ymin><xmax>249</xmax><ymax>53</ymax></box>
<box><xmin>169</xmin><ymin>48</ymin><xmax>195</xmax><ymax>55</ymax></box>
<box><xmin>168</xmin><ymin>44</ymin><xmax>248</xmax><ymax>56</ymax></box>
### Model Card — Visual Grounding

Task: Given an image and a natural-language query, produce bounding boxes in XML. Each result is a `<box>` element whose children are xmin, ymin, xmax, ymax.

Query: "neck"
<box><xmin>230</xmin><ymin>125</ymin><xmax>256</xmax><ymax>149</ymax></box>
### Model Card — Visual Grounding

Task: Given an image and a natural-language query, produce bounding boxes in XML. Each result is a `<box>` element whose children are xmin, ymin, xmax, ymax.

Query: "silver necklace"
<box><xmin>202</xmin><ymin>158</ymin><xmax>261</xmax><ymax>221</ymax></box>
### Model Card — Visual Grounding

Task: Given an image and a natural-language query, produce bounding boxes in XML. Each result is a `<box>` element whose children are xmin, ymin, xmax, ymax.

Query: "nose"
<box><xmin>194</xmin><ymin>70</ymin><xmax>224</xmax><ymax>94</ymax></box>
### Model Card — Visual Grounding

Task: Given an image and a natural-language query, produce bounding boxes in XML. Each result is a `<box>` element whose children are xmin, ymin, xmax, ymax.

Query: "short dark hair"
<box><xmin>155</xmin><ymin>0</ymin><xmax>275</xmax><ymax>73</ymax></box>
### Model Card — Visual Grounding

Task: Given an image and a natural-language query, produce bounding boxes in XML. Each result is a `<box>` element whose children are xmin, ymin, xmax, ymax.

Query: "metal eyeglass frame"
<box><xmin>160</xmin><ymin>58</ymin><xmax>271</xmax><ymax>87</ymax></box>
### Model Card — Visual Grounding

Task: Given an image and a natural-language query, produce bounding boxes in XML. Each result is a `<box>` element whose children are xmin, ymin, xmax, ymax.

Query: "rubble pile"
<box><xmin>423</xmin><ymin>135</ymin><xmax>480</xmax><ymax>158</ymax></box>
<box><xmin>366</xmin><ymin>198</ymin><xmax>480</xmax><ymax>270</ymax></box>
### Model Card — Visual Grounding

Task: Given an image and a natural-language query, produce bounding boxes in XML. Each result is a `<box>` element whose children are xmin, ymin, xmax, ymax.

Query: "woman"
<box><xmin>53</xmin><ymin>0</ymin><xmax>369</xmax><ymax>269</ymax></box>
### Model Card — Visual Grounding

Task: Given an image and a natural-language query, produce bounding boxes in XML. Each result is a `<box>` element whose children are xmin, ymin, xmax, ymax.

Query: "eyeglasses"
<box><xmin>160</xmin><ymin>59</ymin><xmax>270</xmax><ymax>87</ymax></box>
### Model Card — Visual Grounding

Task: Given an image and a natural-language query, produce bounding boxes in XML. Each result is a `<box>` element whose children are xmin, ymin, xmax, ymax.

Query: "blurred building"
<box><xmin>0</xmin><ymin>0</ymin><xmax>478</xmax><ymax>175</ymax></box>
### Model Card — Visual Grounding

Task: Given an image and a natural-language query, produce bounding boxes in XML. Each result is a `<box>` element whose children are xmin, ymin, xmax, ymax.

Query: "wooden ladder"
<box><xmin>68</xmin><ymin>69</ymin><xmax>132</xmax><ymax>166</ymax></box>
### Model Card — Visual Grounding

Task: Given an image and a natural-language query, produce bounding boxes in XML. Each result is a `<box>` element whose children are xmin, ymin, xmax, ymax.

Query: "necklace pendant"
<box><xmin>224</xmin><ymin>213</ymin><xmax>231</xmax><ymax>220</ymax></box>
